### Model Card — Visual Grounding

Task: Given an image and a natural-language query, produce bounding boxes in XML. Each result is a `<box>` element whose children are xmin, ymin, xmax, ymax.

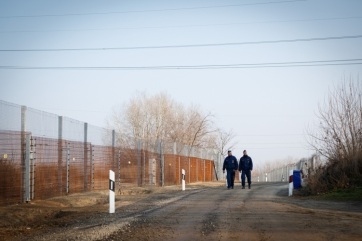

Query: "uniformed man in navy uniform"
<box><xmin>239</xmin><ymin>150</ymin><xmax>253</xmax><ymax>189</ymax></box>
<box><xmin>222</xmin><ymin>150</ymin><xmax>238</xmax><ymax>189</ymax></box>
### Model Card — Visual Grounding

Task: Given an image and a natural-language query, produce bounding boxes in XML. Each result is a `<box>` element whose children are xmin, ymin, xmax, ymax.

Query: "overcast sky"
<box><xmin>0</xmin><ymin>0</ymin><xmax>361</xmax><ymax>165</ymax></box>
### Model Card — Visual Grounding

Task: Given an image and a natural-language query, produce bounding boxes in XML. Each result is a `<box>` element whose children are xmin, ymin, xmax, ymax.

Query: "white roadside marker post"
<box><xmin>182</xmin><ymin>169</ymin><xmax>186</xmax><ymax>191</ymax></box>
<box><xmin>109</xmin><ymin>170</ymin><xmax>115</xmax><ymax>213</ymax></box>
<box><xmin>288</xmin><ymin>170</ymin><xmax>293</xmax><ymax>196</ymax></box>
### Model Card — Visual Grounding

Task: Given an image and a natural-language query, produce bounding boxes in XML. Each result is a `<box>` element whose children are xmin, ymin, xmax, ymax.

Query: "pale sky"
<box><xmin>0</xmin><ymin>0</ymin><xmax>361</xmax><ymax>165</ymax></box>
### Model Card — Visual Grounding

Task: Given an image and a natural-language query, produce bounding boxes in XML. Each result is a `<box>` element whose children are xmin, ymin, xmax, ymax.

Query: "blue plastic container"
<box><xmin>293</xmin><ymin>170</ymin><xmax>301</xmax><ymax>189</ymax></box>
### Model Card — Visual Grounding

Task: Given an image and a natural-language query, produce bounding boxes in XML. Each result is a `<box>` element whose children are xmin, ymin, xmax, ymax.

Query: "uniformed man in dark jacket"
<box><xmin>238</xmin><ymin>150</ymin><xmax>253</xmax><ymax>189</ymax></box>
<box><xmin>222</xmin><ymin>150</ymin><xmax>238</xmax><ymax>189</ymax></box>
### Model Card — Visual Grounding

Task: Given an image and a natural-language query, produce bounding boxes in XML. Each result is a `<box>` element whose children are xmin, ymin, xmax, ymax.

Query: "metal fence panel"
<box><xmin>0</xmin><ymin>100</ymin><xmax>21</xmax><ymax>132</ymax></box>
<box><xmin>27</xmin><ymin>107</ymin><xmax>58</xmax><ymax>139</ymax></box>
<box><xmin>0</xmin><ymin>100</ymin><xmax>218</xmax><ymax>205</ymax></box>
<box><xmin>0</xmin><ymin>131</ymin><xmax>22</xmax><ymax>205</ymax></box>
<box><xmin>62</xmin><ymin>117</ymin><xmax>84</xmax><ymax>142</ymax></box>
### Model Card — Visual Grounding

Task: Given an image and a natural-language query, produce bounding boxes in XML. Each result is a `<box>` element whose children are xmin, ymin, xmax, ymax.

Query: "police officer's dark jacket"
<box><xmin>223</xmin><ymin>155</ymin><xmax>238</xmax><ymax>171</ymax></box>
<box><xmin>239</xmin><ymin>155</ymin><xmax>253</xmax><ymax>171</ymax></box>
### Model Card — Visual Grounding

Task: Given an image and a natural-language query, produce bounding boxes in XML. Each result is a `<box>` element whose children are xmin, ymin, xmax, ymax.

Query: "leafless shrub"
<box><xmin>307</xmin><ymin>78</ymin><xmax>362</xmax><ymax>194</ymax></box>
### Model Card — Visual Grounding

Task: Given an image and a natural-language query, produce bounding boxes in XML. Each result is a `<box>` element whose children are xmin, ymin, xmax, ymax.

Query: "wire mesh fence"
<box><xmin>0</xmin><ymin>100</ymin><xmax>219</xmax><ymax>205</ymax></box>
<box><xmin>255</xmin><ymin>155</ymin><xmax>322</xmax><ymax>183</ymax></box>
<box><xmin>0</xmin><ymin>130</ymin><xmax>23</xmax><ymax>205</ymax></box>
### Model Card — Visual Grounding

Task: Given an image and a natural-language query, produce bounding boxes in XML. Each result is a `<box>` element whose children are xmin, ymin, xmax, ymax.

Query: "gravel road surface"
<box><xmin>1</xmin><ymin>182</ymin><xmax>361</xmax><ymax>241</ymax></box>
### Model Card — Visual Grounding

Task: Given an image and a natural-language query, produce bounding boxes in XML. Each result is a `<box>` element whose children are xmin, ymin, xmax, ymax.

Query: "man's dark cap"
<box><xmin>228</xmin><ymin>150</ymin><xmax>231</xmax><ymax>153</ymax></box>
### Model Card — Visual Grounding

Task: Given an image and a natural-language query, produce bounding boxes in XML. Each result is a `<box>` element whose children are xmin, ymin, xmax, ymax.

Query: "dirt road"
<box><xmin>1</xmin><ymin>182</ymin><xmax>362</xmax><ymax>241</ymax></box>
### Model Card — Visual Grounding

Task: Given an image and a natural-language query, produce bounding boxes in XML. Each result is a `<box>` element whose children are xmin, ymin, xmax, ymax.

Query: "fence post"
<box><xmin>58</xmin><ymin>116</ymin><xmax>63</xmax><ymax>195</ymax></box>
<box><xmin>137</xmin><ymin>139</ymin><xmax>141</xmax><ymax>187</ymax></box>
<box><xmin>159</xmin><ymin>141</ymin><xmax>164</xmax><ymax>187</ymax></box>
<box><xmin>142</xmin><ymin>142</ymin><xmax>146</xmax><ymax>186</ymax></box>
<box><xmin>30</xmin><ymin>137</ymin><xmax>35</xmax><ymax>199</ymax></box>
<box><xmin>84</xmin><ymin>123</ymin><xmax>88</xmax><ymax>191</ymax></box>
<box><xmin>289</xmin><ymin>170</ymin><xmax>293</xmax><ymax>196</ymax></box>
<box><xmin>90</xmin><ymin>144</ymin><xmax>94</xmax><ymax>190</ymax></box>
<box><xmin>213</xmin><ymin>161</ymin><xmax>218</xmax><ymax>181</ymax></box>
<box><xmin>21</xmin><ymin>105</ymin><xmax>27</xmax><ymax>202</ymax></box>
<box><xmin>66</xmin><ymin>142</ymin><xmax>70</xmax><ymax>194</ymax></box>
<box><xmin>178</xmin><ymin>156</ymin><xmax>181</xmax><ymax>185</ymax></box>
<box><xmin>203</xmin><ymin>159</ymin><xmax>206</xmax><ymax>182</ymax></box>
<box><xmin>117</xmin><ymin>149</ymin><xmax>121</xmax><ymax>193</ymax></box>
<box><xmin>188</xmin><ymin>157</ymin><xmax>191</xmax><ymax>183</ymax></box>
<box><xmin>25</xmin><ymin>134</ymin><xmax>30</xmax><ymax>202</ymax></box>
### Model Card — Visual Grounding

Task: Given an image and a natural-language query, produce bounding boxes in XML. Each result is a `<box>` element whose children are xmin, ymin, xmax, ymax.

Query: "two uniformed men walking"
<box><xmin>222</xmin><ymin>150</ymin><xmax>253</xmax><ymax>189</ymax></box>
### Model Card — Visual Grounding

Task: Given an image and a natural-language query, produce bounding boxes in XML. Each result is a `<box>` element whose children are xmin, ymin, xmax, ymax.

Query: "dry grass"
<box><xmin>306</xmin><ymin>155</ymin><xmax>362</xmax><ymax>195</ymax></box>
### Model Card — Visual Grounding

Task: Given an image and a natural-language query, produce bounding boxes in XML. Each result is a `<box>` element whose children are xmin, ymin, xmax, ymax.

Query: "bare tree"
<box><xmin>184</xmin><ymin>106</ymin><xmax>215</xmax><ymax>148</ymax></box>
<box><xmin>307</xmin><ymin>78</ymin><xmax>362</xmax><ymax>191</ymax></box>
<box><xmin>308</xmin><ymin>79</ymin><xmax>362</xmax><ymax>161</ymax></box>
<box><xmin>214</xmin><ymin>129</ymin><xmax>237</xmax><ymax>157</ymax></box>
<box><xmin>110</xmin><ymin>92</ymin><xmax>218</xmax><ymax>154</ymax></box>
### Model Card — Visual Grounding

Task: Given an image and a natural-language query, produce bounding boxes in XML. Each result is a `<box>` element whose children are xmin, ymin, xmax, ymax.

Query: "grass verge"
<box><xmin>313</xmin><ymin>186</ymin><xmax>362</xmax><ymax>201</ymax></box>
